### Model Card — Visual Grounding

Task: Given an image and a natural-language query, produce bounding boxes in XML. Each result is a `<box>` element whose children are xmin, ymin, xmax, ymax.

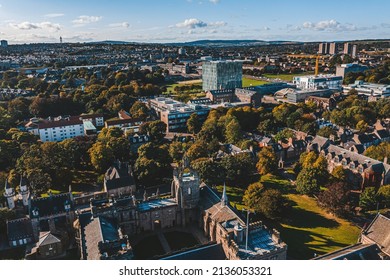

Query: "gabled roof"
<box><xmin>104</xmin><ymin>162</ymin><xmax>135</xmax><ymax>191</ymax></box>
<box><xmin>38</xmin><ymin>231</ymin><xmax>61</xmax><ymax>247</ymax></box>
<box><xmin>363</xmin><ymin>214</ymin><xmax>390</xmax><ymax>256</ymax></box>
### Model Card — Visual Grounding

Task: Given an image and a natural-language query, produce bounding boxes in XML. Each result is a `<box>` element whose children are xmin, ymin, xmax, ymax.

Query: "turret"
<box><xmin>19</xmin><ymin>176</ymin><xmax>29</xmax><ymax>207</ymax></box>
<box><xmin>4</xmin><ymin>179</ymin><xmax>15</xmax><ymax>209</ymax></box>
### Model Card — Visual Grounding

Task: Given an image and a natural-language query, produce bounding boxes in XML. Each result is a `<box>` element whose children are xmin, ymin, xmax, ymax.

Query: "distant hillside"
<box><xmin>170</xmin><ymin>39</ymin><xmax>299</xmax><ymax>47</ymax></box>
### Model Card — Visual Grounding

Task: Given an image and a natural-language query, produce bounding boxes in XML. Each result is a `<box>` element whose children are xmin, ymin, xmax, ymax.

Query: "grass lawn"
<box><xmin>278</xmin><ymin>194</ymin><xmax>361</xmax><ymax>259</ymax></box>
<box><xmin>263</xmin><ymin>72</ymin><xmax>314</xmax><ymax>82</ymax></box>
<box><xmin>242</xmin><ymin>77</ymin><xmax>269</xmax><ymax>87</ymax></box>
<box><xmin>216</xmin><ymin>185</ymin><xmax>245</xmax><ymax>210</ymax></box>
<box><xmin>217</xmin><ymin>173</ymin><xmax>361</xmax><ymax>259</ymax></box>
<box><xmin>163</xmin><ymin>82</ymin><xmax>202</xmax><ymax>94</ymax></box>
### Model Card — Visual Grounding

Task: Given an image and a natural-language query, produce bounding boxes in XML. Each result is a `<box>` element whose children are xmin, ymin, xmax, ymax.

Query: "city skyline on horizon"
<box><xmin>0</xmin><ymin>0</ymin><xmax>390</xmax><ymax>44</ymax></box>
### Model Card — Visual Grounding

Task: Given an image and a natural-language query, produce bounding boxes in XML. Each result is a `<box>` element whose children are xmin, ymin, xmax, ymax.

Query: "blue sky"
<box><xmin>0</xmin><ymin>0</ymin><xmax>389</xmax><ymax>43</ymax></box>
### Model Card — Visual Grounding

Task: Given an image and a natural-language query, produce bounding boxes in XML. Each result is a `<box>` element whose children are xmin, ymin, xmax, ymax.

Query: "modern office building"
<box><xmin>336</xmin><ymin>63</ymin><xmax>369</xmax><ymax>78</ymax></box>
<box><xmin>202</xmin><ymin>60</ymin><xmax>243</xmax><ymax>91</ymax></box>
<box><xmin>149</xmin><ymin>97</ymin><xmax>210</xmax><ymax>132</ymax></box>
<box><xmin>293</xmin><ymin>75</ymin><xmax>343</xmax><ymax>90</ymax></box>
<box><xmin>343</xmin><ymin>80</ymin><xmax>390</xmax><ymax>98</ymax></box>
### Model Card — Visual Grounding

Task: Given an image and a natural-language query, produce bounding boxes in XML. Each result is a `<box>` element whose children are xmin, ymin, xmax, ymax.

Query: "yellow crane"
<box><xmin>287</xmin><ymin>54</ymin><xmax>325</xmax><ymax>76</ymax></box>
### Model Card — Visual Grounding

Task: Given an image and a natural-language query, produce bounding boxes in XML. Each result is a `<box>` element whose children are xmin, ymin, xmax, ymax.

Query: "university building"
<box><xmin>202</xmin><ymin>60</ymin><xmax>243</xmax><ymax>91</ymax></box>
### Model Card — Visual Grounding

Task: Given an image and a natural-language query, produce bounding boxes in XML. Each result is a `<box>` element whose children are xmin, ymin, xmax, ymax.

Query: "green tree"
<box><xmin>378</xmin><ymin>185</ymin><xmax>390</xmax><ymax>207</ymax></box>
<box><xmin>296</xmin><ymin>168</ymin><xmax>320</xmax><ymax>195</ymax></box>
<box><xmin>186</xmin><ymin>113</ymin><xmax>201</xmax><ymax>134</ymax></box>
<box><xmin>191</xmin><ymin>158</ymin><xmax>225</xmax><ymax>185</ymax></box>
<box><xmin>139</xmin><ymin>120</ymin><xmax>166</xmax><ymax>142</ymax></box>
<box><xmin>274</xmin><ymin>128</ymin><xmax>294</xmax><ymax>142</ymax></box>
<box><xmin>88</xmin><ymin>142</ymin><xmax>115</xmax><ymax>172</ymax></box>
<box><xmin>186</xmin><ymin>142</ymin><xmax>208</xmax><ymax>161</ymax></box>
<box><xmin>256</xmin><ymin>146</ymin><xmax>278</xmax><ymax>175</ymax></box>
<box><xmin>331</xmin><ymin>166</ymin><xmax>347</xmax><ymax>182</ymax></box>
<box><xmin>129</xmin><ymin>101</ymin><xmax>149</xmax><ymax>120</ymax></box>
<box><xmin>243</xmin><ymin>182</ymin><xmax>288</xmax><ymax>219</ymax></box>
<box><xmin>359</xmin><ymin>187</ymin><xmax>379</xmax><ymax>211</ymax></box>
<box><xmin>364</xmin><ymin>142</ymin><xmax>390</xmax><ymax>162</ymax></box>
<box><xmin>317</xmin><ymin>126</ymin><xmax>335</xmax><ymax>138</ymax></box>
<box><xmin>225</xmin><ymin>117</ymin><xmax>241</xmax><ymax>144</ymax></box>
<box><xmin>318</xmin><ymin>182</ymin><xmax>350</xmax><ymax>215</ymax></box>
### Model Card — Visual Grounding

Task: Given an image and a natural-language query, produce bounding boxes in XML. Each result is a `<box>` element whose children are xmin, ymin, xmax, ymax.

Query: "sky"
<box><xmin>0</xmin><ymin>0</ymin><xmax>389</xmax><ymax>44</ymax></box>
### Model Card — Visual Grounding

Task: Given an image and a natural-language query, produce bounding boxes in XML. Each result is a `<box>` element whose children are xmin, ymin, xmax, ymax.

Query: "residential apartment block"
<box><xmin>26</xmin><ymin>114</ymin><xmax>104</xmax><ymax>142</ymax></box>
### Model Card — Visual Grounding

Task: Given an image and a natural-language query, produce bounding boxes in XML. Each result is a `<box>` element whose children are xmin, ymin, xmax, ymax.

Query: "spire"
<box><xmin>221</xmin><ymin>183</ymin><xmax>228</xmax><ymax>207</ymax></box>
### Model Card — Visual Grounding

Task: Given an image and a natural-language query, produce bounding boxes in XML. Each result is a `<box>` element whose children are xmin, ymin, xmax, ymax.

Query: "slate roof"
<box><xmin>313</xmin><ymin>243</ymin><xmax>382</xmax><ymax>260</ymax></box>
<box><xmin>375</xmin><ymin>129</ymin><xmax>390</xmax><ymax>139</ymax></box>
<box><xmin>38</xmin><ymin>231</ymin><xmax>61</xmax><ymax>247</ymax></box>
<box><xmin>104</xmin><ymin>163</ymin><xmax>135</xmax><ymax>191</ymax></box>
<box><xmin>29</xmin><ymin>193</ymin><xmax>74</xmax><ymax>218</ymax></box>
<box><xmin>161</xmin><ymin>243</ymin><xmax>226</xmax><ymax>260</ymax></box>
<box><xmin>323</xmin><ymin>144</ymin><xmax>390</xmax><ymax>174</ymax></box>
<box><xmin>6</xmin><ymin>218</ymin><xmax>34</xmax><ymax>241</ymax></box>
<box><xmin>82</xmin><ymin>216</ymin><xmax>119</xmax><ymax>260</ymax></box>
<box><xmin>363</xmin><ymin>214</ymin><xmax>390</xmax><ymax>256</ymax></box>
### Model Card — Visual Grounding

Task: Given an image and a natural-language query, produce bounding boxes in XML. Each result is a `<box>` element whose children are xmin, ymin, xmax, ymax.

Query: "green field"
<box><xmin>164</xmin><ymin>77</ymin><xmax>269</xmax><ymax>93</ymax></box>
<box><xmin>217</xmin><ymin>173</ymin><xmax>361</xmax><ymax>259</ymax></box>
<box><xmin>242</xmin><ymin>77</ymin><xmax>269</xmax><ymax>87</ymax></box>
<box><xmin>163</xmin><ymin>82</ymin><xmax>202</xmax><ymax>94</ymax></box>
<box><xmin>263</xmin><ymin>72</ymin><xmax>314</xmax><ymax>82</ymax></box>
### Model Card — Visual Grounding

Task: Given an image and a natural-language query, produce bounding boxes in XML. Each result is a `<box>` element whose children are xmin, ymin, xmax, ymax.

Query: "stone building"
<box><xmin>79</xmin><ymin>157</ymin><xmax>288</xmax><ymax>260</ymax></box>
<box><xmin>104</xmin><ymin>161</ymin><xmax>136</xmax><ymax>197</ymax></box>
<box><xmin>308</xmin><ymin>136</ymin><xmax>390</xmax><ymax>190</ymax></box>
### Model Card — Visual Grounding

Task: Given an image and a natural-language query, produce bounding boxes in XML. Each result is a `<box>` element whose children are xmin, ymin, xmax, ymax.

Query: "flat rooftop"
<box><xmin>137</xmin><ymin>198</ymin><xmax>177</xmax><ymax>212</ymax></box>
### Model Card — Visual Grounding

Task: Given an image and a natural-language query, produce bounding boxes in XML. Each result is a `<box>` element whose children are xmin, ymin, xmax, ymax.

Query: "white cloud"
<box><xmin>175</xmin><ymin>18</ymin><xmax>226</xmax><ymax>29</ymax></box>
<box><xmin>44</xmin><ymin>13</ymin><xmax>64</xmax><ymax>18</ymax></box>
<box><xmin>9</xmin><ymin>21</ymin><xmax>61</xmax><ymax>32</ymax></box>
<box><xmin>176</xmin><ymin>18</ymin><xmax>207</xmax><ymax>29</ymax></box>
<box><xmin>72</xmin><ymin>15</ymin><xmax>102</xmax><ymax>25</ymax></box>
<box><xmin>109</xmin><ymin>22</ymin><xmax>130</xmax><ymax>28</ymax></box>
<box><xmin>302</xmin><ymin>19</ymin><xmax>357</xmax><ymax>32</ymax></box>
<box><xmin>209</xmin><ymin>21</ymin><xmax>227</xmax><ymax>27</ymax></box>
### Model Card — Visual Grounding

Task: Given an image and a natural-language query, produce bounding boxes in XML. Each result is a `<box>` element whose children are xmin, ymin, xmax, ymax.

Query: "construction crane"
<box><xmin>287</xmin><ymin>54</ymin><xmax>325</xmax><ymax>76</ymax></box>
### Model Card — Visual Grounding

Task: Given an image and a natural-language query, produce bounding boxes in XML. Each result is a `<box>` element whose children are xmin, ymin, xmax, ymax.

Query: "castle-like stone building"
<box><xmin>79</xmin><ymin>158</ymin><xmax>287</xmax><ymax>260</ymax></box>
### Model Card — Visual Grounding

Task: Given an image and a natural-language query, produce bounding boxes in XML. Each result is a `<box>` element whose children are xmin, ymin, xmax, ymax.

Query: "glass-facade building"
<box><xmin>202</xmin><ymin>60</ymin><xmax>243</xmax><ymax>91</ymax></box>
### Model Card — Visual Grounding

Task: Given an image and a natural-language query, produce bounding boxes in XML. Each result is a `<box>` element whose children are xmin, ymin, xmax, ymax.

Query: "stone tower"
<box><xmin>4</xmin><ymin>179</ymin><xmax>15</xmax><ymax>209</ymax></box>
<box><xmin>171</xmin><ymin>156</ymin><xmax>201</xmax><ymax>226</ymax></box>
<box><xmin>19</xmin><ymin>176</ymin><xmax>29</xmax><ymax>207</ymax></box>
